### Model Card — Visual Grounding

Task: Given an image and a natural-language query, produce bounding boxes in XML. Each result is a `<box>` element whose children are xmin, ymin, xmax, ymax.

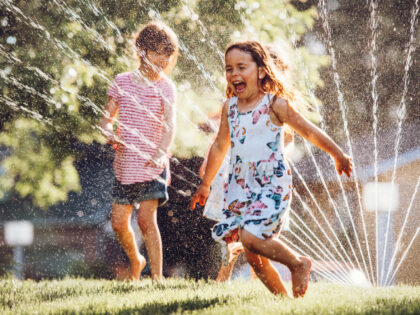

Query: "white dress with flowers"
<box><xmin>211</xmin><ymin>94</ymin><xmax>292</xmax><ymax>257</ymax></box>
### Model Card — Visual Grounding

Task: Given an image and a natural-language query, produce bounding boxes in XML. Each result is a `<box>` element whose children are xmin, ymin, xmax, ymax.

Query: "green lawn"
<box><xmin>1</xmin><ymin>277</ymin><xmax>419</xmax><ymax>314</ymax></box>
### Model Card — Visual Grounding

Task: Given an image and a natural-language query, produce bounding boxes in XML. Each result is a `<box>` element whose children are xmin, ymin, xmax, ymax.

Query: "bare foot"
<box><xmin>291</xmin><ymin>256</ymin><xmax>312</xmax><ymax>298</ymax></box>
<box><xmin>129</xmin><ymin>255</ymin><xmax>146</xmax><ymax>281</ymax></box>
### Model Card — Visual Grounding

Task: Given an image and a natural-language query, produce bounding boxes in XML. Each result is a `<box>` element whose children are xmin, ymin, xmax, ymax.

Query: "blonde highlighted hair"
<box><xmin>225</xmin><ymin>41</ymin><xmax>295</xmax><ymax>103</ymax></box>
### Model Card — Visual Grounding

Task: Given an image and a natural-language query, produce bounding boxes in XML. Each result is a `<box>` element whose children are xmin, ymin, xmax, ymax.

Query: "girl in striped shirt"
<box><xmin>100</xmin><ymin>21</ymin><xmax>178</xmax><ymax>281</ymax></box>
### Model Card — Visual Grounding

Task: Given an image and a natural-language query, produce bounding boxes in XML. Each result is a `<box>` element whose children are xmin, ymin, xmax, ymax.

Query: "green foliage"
<box><xmin>0</xmin><ymin>119</ymin><xmax>80</xmax><ymax>209</ymax></box>
<box><xmin>0</xmin><ymin>0</ymin><xmax>325</xmax><ymax>207</ymax></box>
<box><xmin>0</xmin><ymin>277</ymin><xmax>419</xmax><ymax>314</ymax></box>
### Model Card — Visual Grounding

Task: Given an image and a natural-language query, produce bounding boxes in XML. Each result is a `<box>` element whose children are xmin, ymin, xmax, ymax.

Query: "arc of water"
<box><xmin>0</xmin><ymin>95</ymin><xmax>53</xmax><ymax>126</ymax></box>
<box><xmin>0</xmin><ymin>56</ymin><xmax>201</xmax><ymax>192</ymax></box>
<box><xmin>286</xmin><ymin>12</ymin><xmax>374</xmax><ymax>283</ymax></box>
<box><xmin>288</xmin><ymin>221</ymin><xmax>349</xmax><ymax>283</ymax></box>
<box><xmin>130</xmin><ymin>7</ymin><xmax>224</xmax><ymax>132</ymax></box>
<box><xmin>380</xmin><ymin>0</ymin><xmax>419</xmax><ymax>286</ymax></box>
<box><xmin>279</xmin><ymin>234</ymin><xmax>350</xmax><ymax>285</ymax></box>
<box><xmin>51</xmin><ymin>0</ymin><xmax>114</xmax><ymax>52</ymax></box>
<box><xmin>0</xmin><ymin>4</ymin><xmax>217</xmax><ymax>182</ymax></box>
<box><xmin>0</xmin><ymin>0</ymin><xmax>111</xmax><ymax>84</ymax></box>
<box><xmin>0</xmin><ymin>73</ymin><xmax>63</xmax><ymax>110</ymax></box>
<box><xmin>318</xmin><ymin>0</ymin><xmax>373</xmax><ymax>284</ymax></box>
<box><xmin>368</xmin><ymin>0</ymin><xmax>381</xmax><ymax>286</ymax></box>
<box><xmin>3</xmin><ymin>0</ymin><xmax>220</xmax><ymax>137</ymax></box>
<box><xmin>293</xmin><ymin>25</ymin><xmax>373</xmax><ymax>282</ymax></box>
<box><xmin>291</xmin><ymin>162</ymin><xmax>357</xmax><ymax>271</ymax></box>
<box><xmin>83</xmin><ymin>1</ymin><xmax>225</xmax><ymax>133</ymax></box>
<box><xmin>293</xmin><ymin>189</ymin><xmax>356</xmax><ymax>274</ymax></box>
<box><xmin>0</xmin><ymin>48</ymin><xmax>205</xmax><ymax>189</ymax></box>
<box><xmin>290</xmin><ymin>209</ymin><xmax>353</xmax><ymax>282</ymax></box>
<box><xmin>301</xmin><ymin>139</ymin><xmax>372</xmax><ymax>283</ymax></box>
<box><xmin>386</xmin><ymin>227</ymin><xmax>420</xmax><ymax>286</ymax></box>
<box><xmin>79</xmin><ymin>0</ymin><xmax>124</xmax><ymax>42</ymax></box>
<box><xmin>150</xmin><ymin>8</ymin><xmax>221</xmax><ymax>94</ymax></box>
<box><xmin>383</xmin><ymin>176</ymin><xmax>420</xmax><ymax>286</ymax></box>
<box><xmin>289</xmin><ymin>212</ymin><xmax>352</xmax><ymax>283</ymax></box>
<box><xmin>3</xmin><ymin>0</ymin><xmax>229</xmax><ymax>182</ymax></box>
<box><xmin>179</xmin><ymin>0</ymin><xmax>225</xmax><ymax>65</ymax></box>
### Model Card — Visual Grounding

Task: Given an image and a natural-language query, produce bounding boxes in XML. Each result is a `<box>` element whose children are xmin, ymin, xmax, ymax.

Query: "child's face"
<box><xmin>142</xmin><ymin>50</ymin><xmax>173</xmax><ymax>76</ymax></box>
<box><xmin>225</xmin><ymin>48</ymin><xmax>261</xmax><ymax>98</ymax></box>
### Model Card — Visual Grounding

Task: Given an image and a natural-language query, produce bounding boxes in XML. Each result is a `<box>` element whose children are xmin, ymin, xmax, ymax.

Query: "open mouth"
<box><xmin>233</xmin><ymin>81</ymin><xmax>246</xmax><ymax>94</ymax></box>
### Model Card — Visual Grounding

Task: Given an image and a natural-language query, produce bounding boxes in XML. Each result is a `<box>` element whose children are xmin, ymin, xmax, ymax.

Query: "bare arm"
<box><xmin>146</xmin><ymin>98</ymin><xmax>176</xmax><ymax>168</ymax></box>
<box><xmin>191</xmin><ymin>101</ymin><xmax>231</xmax><ymax>209</ymax></box>
<box><xmin>273</xmin><ymin>97</ymin><xmax>352</xmax><ymax>177</ymax></box>
<box><xmin>99</xmin><ymin>97</ymin><xmax>122</xmax><ymax>145</ymax></box>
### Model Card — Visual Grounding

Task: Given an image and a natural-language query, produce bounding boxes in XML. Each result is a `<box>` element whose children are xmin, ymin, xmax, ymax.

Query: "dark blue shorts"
<box><xmin>112</xmin><ymin>170</ymin><xmax>168</xmax><ymax>207</ymax></box>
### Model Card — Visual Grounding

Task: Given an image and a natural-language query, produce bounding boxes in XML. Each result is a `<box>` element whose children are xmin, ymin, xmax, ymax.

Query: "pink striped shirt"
<box><xmin>107</xmin><ymin>72</ymin><xmax>176</xmax><ymax>185</ymax></box>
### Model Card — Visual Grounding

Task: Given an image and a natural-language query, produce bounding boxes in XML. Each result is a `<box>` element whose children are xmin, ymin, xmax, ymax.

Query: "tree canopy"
<box><xmin>0</xmin><ymin>0</ymin><xmax>325</xmax><ymax>208</ymax></box>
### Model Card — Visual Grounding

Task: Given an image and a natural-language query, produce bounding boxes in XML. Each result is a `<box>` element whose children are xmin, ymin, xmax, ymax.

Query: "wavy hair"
<box><xmin>224</xmin><ymin>41</ymin><xmax>295</xmax><ymax>104</ymax></box>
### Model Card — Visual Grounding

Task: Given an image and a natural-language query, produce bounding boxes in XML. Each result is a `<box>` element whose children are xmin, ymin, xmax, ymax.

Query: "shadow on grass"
<box><xmin>115</xmin><ymin>296</ymin><xmax>230</xmax><ymax>315</ymax></box>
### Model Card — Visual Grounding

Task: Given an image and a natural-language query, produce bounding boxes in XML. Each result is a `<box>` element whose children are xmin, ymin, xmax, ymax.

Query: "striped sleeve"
<box><xmin>161</xmin><ymin>78</ymin><xmax>176</xmax><ymax>105</ymax></box>
<box><xmin>107</xmin><ymin>75</ymin><xmax>121</xmax><ymax>102</ymax></box>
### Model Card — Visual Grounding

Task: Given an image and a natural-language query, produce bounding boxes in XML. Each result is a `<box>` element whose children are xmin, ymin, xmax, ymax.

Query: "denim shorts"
<box><xmin>112</xmin><ymin>170</ymin><xmax>168</xmax><ymax>207</ymax></box>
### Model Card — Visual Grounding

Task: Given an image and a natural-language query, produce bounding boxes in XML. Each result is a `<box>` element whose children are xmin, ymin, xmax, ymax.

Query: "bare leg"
<box><xmin>111</xmin><ymin>204</ymin><xmax>146</xmax><ymax>280</ymax></box>
<box><xmin>244</xmin><ymin>248</ymin><xmax>291</xmax><ymax>297</ymax></box>
<box><xmin>240</xmin><ymin>229</ymin><xmax>312</xmax><ymax>297</ymax></box>
<box><xmin>137</xmin><ymin>199</ymin><xmax>163</xmax><ymax>280</ymax></box>
<box><xmin>250</xmin><ymin>265</ymin><xmax>258</xmax><ymax>280</ymax></box>
<box><xmin>216</xmin><ymin>242</ymin><xmax>243</xmax><ymax>282</ymax></box>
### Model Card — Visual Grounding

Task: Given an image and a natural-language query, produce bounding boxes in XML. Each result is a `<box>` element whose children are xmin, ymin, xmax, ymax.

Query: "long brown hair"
<box><xmin>224</xmin><ymin>41</ymin><xmax>295</xmax><ymax>104</ymax></box>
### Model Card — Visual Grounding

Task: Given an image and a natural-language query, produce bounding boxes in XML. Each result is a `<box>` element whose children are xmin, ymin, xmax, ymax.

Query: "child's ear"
<box><xmin>136</xmin><ymin>47</ymin><xmax>146</xmax><ymax>58</ymax></box>
<box><xmin>258</xmin><ymin>67</ymin><xmax>267</xmax><ymax>80</ymax></box>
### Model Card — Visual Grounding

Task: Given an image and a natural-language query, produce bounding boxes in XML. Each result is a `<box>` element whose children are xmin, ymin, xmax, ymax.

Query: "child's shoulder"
<box><xmin>159</xmin><ymin>75</ymin><xmax>176</xmax><ymax>90</ymax></box>
<box><xmin>271</xmin><ymin>94</ymin><xmax>288</xmax><ymax>109</ymax></box>
<box><xmin>113</xmin><ymin>72</ymin><xmax>131</xmax><ymax>82</ymax></box>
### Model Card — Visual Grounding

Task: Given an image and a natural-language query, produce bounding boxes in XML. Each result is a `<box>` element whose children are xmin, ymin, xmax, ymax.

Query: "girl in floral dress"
<box><xmin>191</xmin><ymin>41</ymin><xmax>352</xmax><ymax>297</ymax></box>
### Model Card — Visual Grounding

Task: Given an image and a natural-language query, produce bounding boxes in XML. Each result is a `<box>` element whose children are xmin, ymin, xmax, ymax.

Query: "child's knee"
<box><xmin>137</xmin><ymin>213</ymin><xmax>157</xmax><ymax>232</ymax></box>
<box><xmin>240</xmin><ymin>231</ymin><xmax>259</xmax><ymax>253</ymax></box>
<box><xmin>245</xmin><ymin>252</ymin><xmax>263</xmax><ymax>269</ymax></box>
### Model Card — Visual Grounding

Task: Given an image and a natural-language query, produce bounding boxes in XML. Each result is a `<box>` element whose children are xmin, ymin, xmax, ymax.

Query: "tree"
<box><xmin>0</xmin><ymin>0</ymin><xmax>324</xmax><ymax>208</ymax></box>
<box><xmin>294</xmin><ymin>0</ymin><xmax>419</xmax><ymax>145</ymax></box>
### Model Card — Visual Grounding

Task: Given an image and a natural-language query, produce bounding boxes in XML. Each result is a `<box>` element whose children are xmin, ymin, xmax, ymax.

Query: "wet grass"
<box><xmin>0</xmin><ymin>276</ymin><xmax>419</xmax><ymax>314</ymax></box>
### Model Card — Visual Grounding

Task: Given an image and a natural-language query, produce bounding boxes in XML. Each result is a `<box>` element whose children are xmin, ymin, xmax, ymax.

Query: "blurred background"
<box><xmin>0</xmin><ymin>0</ymin><xmax>418</xmax><ymax>285</ymax></box>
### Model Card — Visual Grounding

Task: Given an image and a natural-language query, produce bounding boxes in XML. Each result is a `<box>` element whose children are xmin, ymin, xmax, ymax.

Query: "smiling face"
<box><xmin>225</xmin><ymin>48</ymin><xmax>265</xmax><ymax>99</ymax></box>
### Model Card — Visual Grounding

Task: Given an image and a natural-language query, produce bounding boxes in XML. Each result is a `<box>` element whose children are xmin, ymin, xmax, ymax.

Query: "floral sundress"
<box><xmin>211</xmin><ymin>94</ymin><xmax>293</xmax><ymax>262</ymax></box>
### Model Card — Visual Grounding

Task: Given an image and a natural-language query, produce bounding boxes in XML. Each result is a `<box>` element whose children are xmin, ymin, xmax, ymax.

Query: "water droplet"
<box><xmin>61</xmin><ymin>94</ymin><xmax>69</xmax><ymax>103</ymax></box>
<box><xmin>148</xmin><ymin>9</ymin><xmax>156</xmax><ymax>18</ymax></box>
<box><xmin>3</xmin><ymin>66</ymin><xmax>12</xmax><ymax>75</ymax></box>
<box><xmin>6</xmin><ymin>36</ymin><xmax>17</xmax><ymax>45</ymax></box>
<box><xmin>68</xmin><ymin>67</ymin><xmax>77</xmax><ymax>78</ymax></box>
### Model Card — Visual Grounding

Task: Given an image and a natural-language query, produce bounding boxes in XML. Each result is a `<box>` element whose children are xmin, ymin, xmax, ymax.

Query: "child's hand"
<box><xmin>335</xmin><ymin>153</ymin><xmax>353</xmax><ymax>177</ymax></box>
<box><xmin>107</xmin><ymin>134</ymin><xmax>124</xmax><ymax>147</ymax></box>
<box><xmin>190</xmin><ymin>184</ymin><xmax>210</xmax><ymax>210</ymax></box>
<box><xmin>145</xmin><ymin>157</ymin><xmax>165</xmax><ymax>168</ymax></box>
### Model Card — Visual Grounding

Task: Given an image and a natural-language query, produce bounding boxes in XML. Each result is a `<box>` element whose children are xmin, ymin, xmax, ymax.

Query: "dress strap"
<box><xmin>228</xmin><ymin>96</ymin><xmax>238</xmax><ymax>108</ymax></box>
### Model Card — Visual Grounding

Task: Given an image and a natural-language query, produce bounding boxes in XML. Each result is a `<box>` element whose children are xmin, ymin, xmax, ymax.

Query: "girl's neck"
<box><xmin>136</xmin><ymin>66</ymin><xmax>162</xmax><ymax>83</ymax></box>
<box><xmin>237</xmin><ymin>91</ymin><xmax>265</xmax><ymax>111</ymax></box>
